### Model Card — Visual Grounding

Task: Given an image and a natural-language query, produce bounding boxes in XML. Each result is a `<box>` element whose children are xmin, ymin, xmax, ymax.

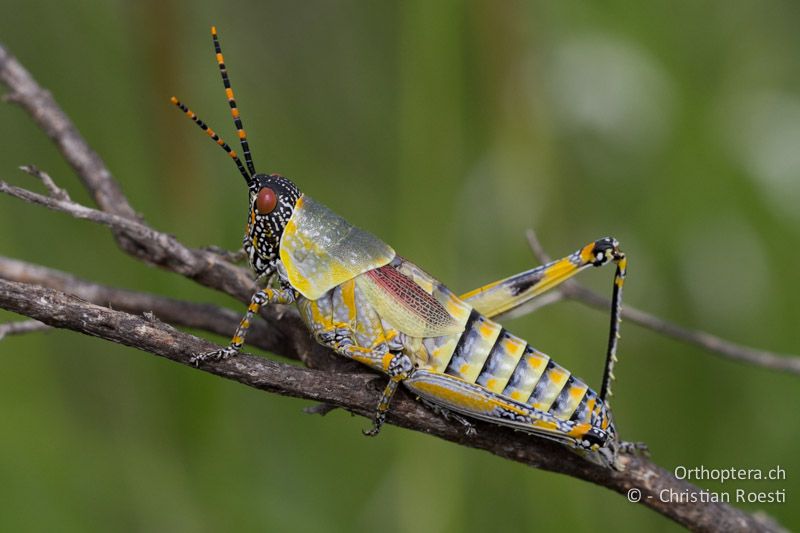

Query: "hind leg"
<box><xmin>419</xmin><ymin>398</ymin><xmax>477</xmax><ymax>436</ymax></box>
<box><xmin>460</xmin><ymin>237</ymin><xmax>624</xmax><ymax>320</ymax></box>
<box><xmin>403</xmin><ymin>370</ymin><xmax>609</xmax><ymax>451</ymax></box>
<box><xmin>361</xmin><ymin>352</ymin><xmax>414</xmax><ymax>436</ymax></box>
<box><xmin>305</xmin><ymin>293</ymin><xmax>413</xmax><ymax>436</ymax></box>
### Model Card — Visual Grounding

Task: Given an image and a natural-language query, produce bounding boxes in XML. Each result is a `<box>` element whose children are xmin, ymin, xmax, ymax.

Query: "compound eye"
<box><xmin>256</xmin><ymin>187</ymin><xmax>278</xmax><ymax>215</ymax></box>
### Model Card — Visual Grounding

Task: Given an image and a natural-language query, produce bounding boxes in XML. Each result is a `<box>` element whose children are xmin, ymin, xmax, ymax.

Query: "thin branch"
<box><xmin>0</xmin><ymin>44</ymin><xmax>137</xmax><ymax>220</ymax></box>
<box><xmin>0</xmin><ymin>178</ymin><xmax>207</xmax><ymax>269</ymax></box>
<box><xmin>0</xmin><ymin>255</ymin><xmax>291</xmax><ymax>359</ymax></box>
<box><xmin>524</xmin><ymin>229</ymin><xmax>800</xmax><ymax>376</ymax></box>
<box><xmin>566</xmin><ymin>285</ymin><xmax>800</xmax><ymax>375</ymax></box>
<box><xmin>0</xmin><ymin>278</ymin><xmax>782</xmax><ymax>533</ymax></box>
<box><xmin>0</xmin><ymin>178</ymin><xmax>256</xmax><ymax>301</ymax></box>
<box><xmin>0</xmin><ymin>319</ymin><xmax>49</xmax><ymax>340</ymax></box>
<box><xmin>19</xmin><ymin>164</ymin><xmax>70</xmax><ymax>200</ymax></box>
<box><xmin>303</xmin><ymin>403</ymin><xmax>340</xmax><ymax>416</ymax></box>
<box><xmin>525</xmin><ymin>227</ymin><xmax>552</xmax><ymax>263</ymax></box>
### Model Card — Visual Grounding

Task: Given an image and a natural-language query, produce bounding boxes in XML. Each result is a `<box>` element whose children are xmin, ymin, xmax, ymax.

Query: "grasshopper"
<box><xmin>171</xmin><ymin>27</ymin><xmax>643</xmax><ymax>469</ymax></box>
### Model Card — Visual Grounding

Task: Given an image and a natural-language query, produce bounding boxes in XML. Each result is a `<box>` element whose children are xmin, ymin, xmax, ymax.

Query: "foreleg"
<box><xmin>192</xmin><ymin>287</ymin><xmax>294</xmax><ymax>365</ymax></box>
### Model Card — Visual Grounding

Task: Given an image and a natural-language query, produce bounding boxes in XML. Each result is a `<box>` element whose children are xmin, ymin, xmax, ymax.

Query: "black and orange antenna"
<box><xmin>170</xmin><ymin>96</ymin><xmax>252</xmax><ymax>183</ymax></box>
<box><xmin>211</xmin><ymin>26</ymin><xmax>256</xmax><ymax>176</ymax></box>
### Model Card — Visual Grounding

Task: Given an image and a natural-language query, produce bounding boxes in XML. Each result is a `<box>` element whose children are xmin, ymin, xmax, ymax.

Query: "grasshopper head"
<box><xmin>244</xmin><ymin>173</ymin><xmax>302</xmax><ymax>276</ymax></box>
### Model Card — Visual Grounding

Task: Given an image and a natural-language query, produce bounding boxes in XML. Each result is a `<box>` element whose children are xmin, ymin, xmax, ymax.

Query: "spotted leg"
<box><xmin>308</xmin><ymin>309</ymin><xmax>412</xmax><ymax>437</ymax></box>
<box><xmin>600</xmin><ymin>256</ymin><xmax>626</xmax><ymax>402</ymax></box>
<box><xmin>329</xmin><ymin>342</ymin><xmax>414</xmax><ymax>436</ymax></box>
<box><xmin>359</xmin><ymin>352</ymin><xmax>414</xmax><ymax>436</ymax></box>
<box><xmin>192</xmin><ymin>287</ymin><xmax>295</xmax><ymax>365</ymax></box>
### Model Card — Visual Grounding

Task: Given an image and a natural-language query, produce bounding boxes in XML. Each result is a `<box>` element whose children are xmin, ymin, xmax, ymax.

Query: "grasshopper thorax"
<box><xmin>245</xmin><ymin>173</ymin><xmax>302</xmax><ymax>276</ymax></box>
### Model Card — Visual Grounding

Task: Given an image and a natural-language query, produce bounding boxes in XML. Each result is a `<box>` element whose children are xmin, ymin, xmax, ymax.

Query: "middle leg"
<box><xmin>302</xmin><ymin>290</ymin><xmax>414</xmax><ymax>436</ymax></box>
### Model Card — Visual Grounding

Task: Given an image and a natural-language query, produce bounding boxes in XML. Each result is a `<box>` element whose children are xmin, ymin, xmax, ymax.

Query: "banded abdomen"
<box><xmin>419</xmin><ymin>310</ymin><xmax>611</xmax><ymax>431</ymax></box>
<box><xmin>389</xmin><ymin>259</ymin><xmax>613</xmax><ymax>434</ymax></box>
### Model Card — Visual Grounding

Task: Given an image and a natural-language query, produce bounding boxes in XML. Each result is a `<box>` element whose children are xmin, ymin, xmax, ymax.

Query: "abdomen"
<box><xmin>388</xmin><ymin>259</ymin><xmax>612</xmax><ymax>432</ymax></box>
<box><xmin>414</xmin><ymin>308</ymin><xmax>610</xmax><ymax>431</ymax></box>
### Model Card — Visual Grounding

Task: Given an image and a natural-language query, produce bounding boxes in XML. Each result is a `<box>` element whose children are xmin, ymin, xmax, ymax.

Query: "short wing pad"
<box><xmin>280</xmin><ymin>196</ymin><xmax>396</xmax><ymax>299</ymax></box>
<box><xmin>356</xmin><ymin>264</ymin><xmax>464</xmax><ymax>338</ymax></box>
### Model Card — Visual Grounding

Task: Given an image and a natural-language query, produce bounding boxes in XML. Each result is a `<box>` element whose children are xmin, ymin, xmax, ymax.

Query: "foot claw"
<box><xmin>363</xmin><ymin>412</ymin><xmax>386</xmax><ymax>437</ymax></box>
<box><xmin>190</xmin><ymin>346</ymin><xmax>238</xmax><ymax>366</ymax></box>
<box><xmin>619</xmin><ymin>440</ymin><xmax>650</xmax><ymax>456</ymax></box>
<box><xmin>362</xmin><ymin>426</ymin><xmax>381</xmax><ymax>437</ymax></box>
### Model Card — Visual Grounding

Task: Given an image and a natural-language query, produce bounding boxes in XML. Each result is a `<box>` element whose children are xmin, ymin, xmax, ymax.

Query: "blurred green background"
<box><xmin>1</xmin><ymin>1</ymin><xmax>798</xmax><ymax>531</ymax></box>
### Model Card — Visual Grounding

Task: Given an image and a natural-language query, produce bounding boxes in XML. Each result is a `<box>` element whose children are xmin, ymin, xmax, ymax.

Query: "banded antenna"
<box><xmin>170</xmin><ymin>96</ymin><xmax>252</xmax><ymax>184</ymax></box>
<box><xmin>211</xmin><ymin>26</ymin><xmax>256</xmax><ymax>176</ymax></box>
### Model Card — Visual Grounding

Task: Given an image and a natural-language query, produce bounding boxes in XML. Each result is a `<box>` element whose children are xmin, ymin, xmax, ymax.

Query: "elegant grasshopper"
<box><xmin>171</xmin><ymin>27</ymin><xmax>644</xmax><ymax>469</ymax></box>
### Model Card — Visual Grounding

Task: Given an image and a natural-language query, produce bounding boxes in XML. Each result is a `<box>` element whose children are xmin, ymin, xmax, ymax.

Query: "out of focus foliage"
<box><xmin>1</xmin><ymin>1</ymin><xmax>798</xmax><ymax>531</ymax></box>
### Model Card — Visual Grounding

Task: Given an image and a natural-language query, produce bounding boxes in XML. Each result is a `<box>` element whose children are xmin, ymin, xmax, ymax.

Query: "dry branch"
<box><xmin>0</xmin><ymin>40</ymin><xmax>788</xmax><ymax>532</ymax></box>
<box><xmin>0</xmin><ymin>255</ymin><xmax>288</xmax><ymax>358</ymax></box>
<box><xmin>0</xmin><ymin>44</ymin><xmax>136</xmax><ymax>220</ymax></box>
<box><xmin>0</xmin><ymin>318</ymin><xmax>49</xmax><ymax>340</ymax></box>
<box><xmin>0</xmin><ymin>278</ymin><xmax>782</xmax><ymax>533</ymax></box>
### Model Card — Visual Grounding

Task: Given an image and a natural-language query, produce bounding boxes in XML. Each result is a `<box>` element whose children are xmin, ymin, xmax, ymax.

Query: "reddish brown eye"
<box><xmin>256</xmin><ymin>187</ymin><xmax>278</xmax><ymax>214</ymax></box>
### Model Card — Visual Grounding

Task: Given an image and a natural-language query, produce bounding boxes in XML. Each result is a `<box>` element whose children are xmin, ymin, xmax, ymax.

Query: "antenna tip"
<box><xmin>170</xmin><ymin>96</ymin><xmax>179</xmax><ymax>104</ymax></box>
<box><xmin>211</xmin><ymin>26</ymin><xmax>217</xmax><ymax>36</ymax></box>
